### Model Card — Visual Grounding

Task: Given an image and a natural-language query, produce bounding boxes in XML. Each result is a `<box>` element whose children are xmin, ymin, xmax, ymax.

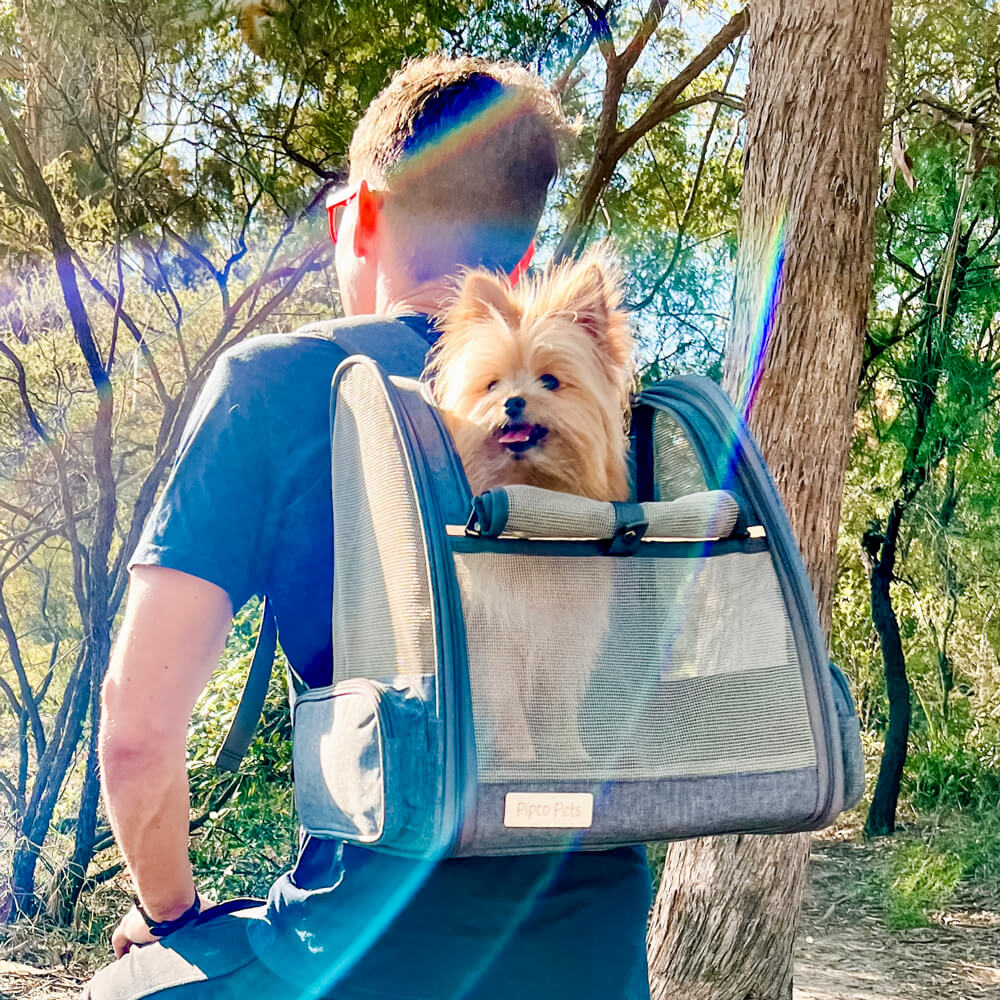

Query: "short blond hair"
<box><xmin>350</xmin><ymin>55</ymin><xmax>574</xmax><ymax>280</ymax></box>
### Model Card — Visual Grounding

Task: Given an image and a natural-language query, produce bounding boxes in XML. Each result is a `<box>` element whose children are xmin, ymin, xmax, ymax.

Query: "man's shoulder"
<box><xmin>216</xmin><ymin>316</ymin><xmax>423</xmax><ymax>385</ymax></box>
<box><xmin>218</xmin><ymin>326</ymin><xmax>349</xmax><ymax>375</ymax></box>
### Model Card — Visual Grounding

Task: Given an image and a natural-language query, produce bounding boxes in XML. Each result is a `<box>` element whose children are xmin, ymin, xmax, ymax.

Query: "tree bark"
<box><xmin>647</xmin><ymin>0</ymin><xmax>892</xmax><ymax>996</ymax></box>
<box><xmin>48</xmin><ymin>635</ymin><xmax>109</xmax><ymax>922</ymax></box>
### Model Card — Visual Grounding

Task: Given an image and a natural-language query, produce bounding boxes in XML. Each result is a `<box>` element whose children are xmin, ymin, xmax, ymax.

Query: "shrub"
<box><xmin>904</xmin><ymin>728</ymin><xmax>1000</xmax><ymax>811</ymax></box>
<box><xmin>185</xmin><ymin>600</ymin><xmax>298</xmax><ymax>901</ymax></box>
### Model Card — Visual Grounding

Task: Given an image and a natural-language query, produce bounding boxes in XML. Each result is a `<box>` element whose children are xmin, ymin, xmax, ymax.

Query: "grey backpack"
<box><xmin>220</xmin><ymin>319</ymin><xmax>864</xmax><ymax>858</ymax></box>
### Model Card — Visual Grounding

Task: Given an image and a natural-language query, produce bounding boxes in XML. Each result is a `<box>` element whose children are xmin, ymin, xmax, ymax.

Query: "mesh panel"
<box><xmin>455</xmin><ymin>548</ymin><xmax>815</xmax><ymax>784</ymax></box>
<box><xmin>332</xmin><ymin>366</ymin><xmax>436</xmax><ymax>685</ymax></box>
<box><xmin>653</xmin><ymin>410</ymin><xmax>708</xmax><ymax>500</ymax></box>
<box><xmin>496</xmin><ymin>485</ymin><xmax>739</xmax><ymax>540</ymax></box>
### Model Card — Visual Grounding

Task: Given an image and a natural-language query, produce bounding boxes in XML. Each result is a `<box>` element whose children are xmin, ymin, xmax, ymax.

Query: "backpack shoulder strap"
<box><xmin>215</xmin><ymin>316</ymin><xmax>430</xmax><ymax>773</ymax></box>
<box><xmin>214</xmin><ymin>597</ymin><xmax>277</xmax><ymax>772</ymax></box>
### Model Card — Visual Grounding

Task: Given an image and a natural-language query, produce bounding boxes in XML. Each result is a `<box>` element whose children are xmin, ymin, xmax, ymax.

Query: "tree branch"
<box><xmin>626</xmin><ymin>37</ymin><xmax>742</xmax><ymax>312</ymax></box>
<box><xmin>0</xmin><ymin>339</ymin><xmax>88</xmax><ymax>606</ymax></box>
<box><xmin>0</xmin><ymin>670</ymin><xmax>23</xmax><ymax>717</ymax></box>
<box><xmin>555</xmin><ymin>7</ymin><xmax>748</xmax><ymax>260</ymax></box>
<box><xmin>552</xmin><ymin>24</ymin><xmax>598</xmax><ymax>96</ymax></box>
<box><xmin>0</xmin><ymin>768</ymin><xmax>25</xmax><ymax>816</ymax></box>
<box><xmin>618</xmin><ymin>0</ymin><xmax>669</xmax><ymax>78</ymax></box>
<box><xmin>574</xmin><ymin>0</ymin><xmax>616</xmax><ymax>64</ymax></box>
<box><xmin>0</xmin><ymin>585</ymin><xmax>47</xmax><ymax>758</ymax></box>
<box><xmin>0</xmin><ymin>91</ymin><xmax>108</xmax><ymax>397</ymax></box>
<box><xmin>614</xmin><ymin>9</ymin><xmax>749</xmax><ymax>157</ymax></box>
<box><xmin>71</xmin><ymin>251</ymin><xmax>170</xmax><ymax>407</ymax></box>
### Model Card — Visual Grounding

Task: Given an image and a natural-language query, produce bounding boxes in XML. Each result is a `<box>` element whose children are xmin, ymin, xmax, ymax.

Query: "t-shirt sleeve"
<box><xmin>130</xmin><ymin>345</ymin><xmax>273</xmax><ymax>612</ymax></box>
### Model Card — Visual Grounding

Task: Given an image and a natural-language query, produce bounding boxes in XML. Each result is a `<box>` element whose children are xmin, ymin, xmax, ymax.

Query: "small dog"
<box><xmin>428</xmin><ymin>251</ymin><xmax>634</xmax><ymax>501</ymax></box>
<box><xmin>427</xmin><ymin>251</ymin><xmax>635</xmax><ymax>768</ymax></box>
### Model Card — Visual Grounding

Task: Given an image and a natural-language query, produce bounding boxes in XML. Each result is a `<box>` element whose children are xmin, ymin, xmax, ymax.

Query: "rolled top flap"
<box><xmin>469</xmin><ymin>484</ymin><xmax>743</xmax><ymax>541</ymax></box>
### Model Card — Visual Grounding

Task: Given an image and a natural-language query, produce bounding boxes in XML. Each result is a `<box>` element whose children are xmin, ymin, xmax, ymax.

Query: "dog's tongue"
<box><xmin>499</xmin><ymin>424</ymin><xmax>534</xmax><ymax>444</ymax></box>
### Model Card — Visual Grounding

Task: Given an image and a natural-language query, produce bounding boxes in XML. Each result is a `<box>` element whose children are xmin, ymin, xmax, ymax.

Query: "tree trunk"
<box><xmin>862</xmin><ymin>214</ymin><xmax>970</xmax><ymax>836</ymax></box>
<box><xmin>3</xmin><ymin>646</ymin><xmax>91</xmax><ymax>919</ymax></box>
<box><xmin>48</xmin><ymin>619</ymin><xmax>111</xmax><ymax>923</ymax></box>
<box><xmin>863</xmin><ymin>524</ymin><xmax>910</xmax><ymax>837</ymax></box>
<box><xmin>647</xmin><ymin>0</ymin><xmax>892</xmax><ymax>996</ymax></box>
<box><xmin>17</xmin><ymin>5</ymin><xmax>94</xmax><ymax>163</ymax></box>
<box><xmin>648</xmin><ymin>835</ymin><xmax>811</xmax><ymax>1000</ymax></box>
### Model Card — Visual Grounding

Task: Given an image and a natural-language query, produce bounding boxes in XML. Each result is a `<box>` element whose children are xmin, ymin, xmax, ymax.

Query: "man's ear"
<box><xmin>352</xmin><ymin>179</ymin><xmax>382</xmax><ymax>258</ymax></box>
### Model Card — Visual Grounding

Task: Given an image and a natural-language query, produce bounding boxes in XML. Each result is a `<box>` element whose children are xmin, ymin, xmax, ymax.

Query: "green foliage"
<box><xmin>185</xmin><ymin>600</ymin><xmax>297</xmax><ymax>901</ymax></box>
<box><xmin>905</xmin><ymin>728</ymin><xmax>1000</xmax><ymax>811</ymax></box>
<box><xmin>545</xmin><ymin>16</ymin><xmax>744</xmax><ymax>375</ymax></box>
<box><xmin>836</xmin><ymin>0</ymin><xmax>1000</xmax><ymax>836</ymax></box>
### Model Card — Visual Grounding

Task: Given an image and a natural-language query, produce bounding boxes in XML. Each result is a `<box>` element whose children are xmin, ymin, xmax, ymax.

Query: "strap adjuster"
<box><xmin>603</xmin><ymin>501</ymin><xmax>648</xmax><ymax>555</ymax></box>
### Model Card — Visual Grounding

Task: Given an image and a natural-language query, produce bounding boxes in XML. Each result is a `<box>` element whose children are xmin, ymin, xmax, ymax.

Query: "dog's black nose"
<box><xmin>504</xmin><ymin>396</ymin><xmax>526</xmax><ymax>417</ymax></box>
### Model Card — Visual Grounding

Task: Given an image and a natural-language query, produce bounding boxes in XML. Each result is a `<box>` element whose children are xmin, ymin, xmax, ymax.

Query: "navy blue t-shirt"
<box><xmin>132</xmin><ymin>315</ymin><xmax>652</xmax><ymax>1000</ymax></box>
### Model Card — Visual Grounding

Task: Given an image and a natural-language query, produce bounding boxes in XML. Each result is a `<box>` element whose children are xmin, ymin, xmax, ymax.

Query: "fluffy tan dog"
<box><xmin>427</xmin><ymin>252</ymin><xmax>635</xmax><ymax>768</ymax></box>
<box><xmin>428</xmin><ymin>251</ymin><xmax>634</xmax><ymax>501</ymax></box>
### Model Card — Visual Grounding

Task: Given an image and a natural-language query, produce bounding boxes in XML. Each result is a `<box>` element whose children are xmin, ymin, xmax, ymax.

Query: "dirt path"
<box><xmin>0</xmin><ymin>959</ymin><xmax>85</xmax><ymax>999</ymax></box>
<box><xmin>794</xmin><ymin>839</ymin><xmax>1000</xmax><ymax>1000</ymax></box>
<box><xmin>4</xmin><ymin>836</ymin><xmax>1000</xmax><ymax>1000</ymax></box>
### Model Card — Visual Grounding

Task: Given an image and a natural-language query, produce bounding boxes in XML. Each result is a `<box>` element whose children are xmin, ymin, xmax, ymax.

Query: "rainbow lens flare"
<box><xmin>738</xmin><ymin>210</ymin><xmax>787</xmax><ymax>418</ymax></box>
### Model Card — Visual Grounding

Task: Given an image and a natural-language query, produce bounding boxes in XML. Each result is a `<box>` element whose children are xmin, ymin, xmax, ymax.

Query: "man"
<box><xmin>87</xmin><ymin>55</ymin><xmax>652</xmax><ymax>1000</ymax></box>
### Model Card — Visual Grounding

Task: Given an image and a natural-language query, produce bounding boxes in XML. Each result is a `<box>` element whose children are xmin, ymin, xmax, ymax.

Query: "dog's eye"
<box><xmin>539</xmin><ymin>374</ymin><xmax>560</xmax><ymax>391</ymax></box>
<box><xmin>487</xmin><ymin>380</ymin><xmax>498</xmax><ymax>392</ymax></box>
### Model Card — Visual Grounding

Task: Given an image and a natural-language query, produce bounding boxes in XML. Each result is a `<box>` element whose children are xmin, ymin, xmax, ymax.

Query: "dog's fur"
<box><xmin>427</xmin><ymin>252</ymin><xmax>634</xmax><ymax>765</ymax></box>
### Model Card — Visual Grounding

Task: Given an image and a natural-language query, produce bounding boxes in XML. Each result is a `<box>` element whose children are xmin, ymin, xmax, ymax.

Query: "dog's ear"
<box><xmin>449</xmin><ymin>270</ymin><xmax>521</xmax><ymax>329</ymax></box>
<box><xmin>545</xmin><ymin>251</ymin><xmax>632</xmax><ymax>367</ymax></box>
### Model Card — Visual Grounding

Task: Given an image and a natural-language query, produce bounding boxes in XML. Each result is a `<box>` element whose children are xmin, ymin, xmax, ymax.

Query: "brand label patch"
<box><xmin>503</xmin><ymin>792</ymin><xmax>594</xmax><ymax>829</ymax></box>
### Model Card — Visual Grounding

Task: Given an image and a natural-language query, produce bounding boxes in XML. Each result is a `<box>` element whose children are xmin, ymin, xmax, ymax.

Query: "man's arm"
<box><xmin>100</xmin><ymin>564</ymin><xmax>233</xmax><ymax>957</ymax></box>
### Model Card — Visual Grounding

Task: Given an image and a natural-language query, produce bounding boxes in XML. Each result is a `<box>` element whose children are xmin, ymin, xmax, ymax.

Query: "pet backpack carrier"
<box><xmin>283</xmin><ymin>347</ymin><xmax>865</xmax><ymax>859</ymax></box>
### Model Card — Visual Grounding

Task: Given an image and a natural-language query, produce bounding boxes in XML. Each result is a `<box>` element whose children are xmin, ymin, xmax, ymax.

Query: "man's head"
<box><xmin>334</xmin><ymin>55</ymin><xmax>573</xmax><ymax>315</ymax></box>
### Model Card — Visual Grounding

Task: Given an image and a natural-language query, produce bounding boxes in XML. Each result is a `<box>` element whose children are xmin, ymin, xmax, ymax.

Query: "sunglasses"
<box><xmin>325</xmin><ymin>181</ymin><xmax>363</xmax><ymax>245</ymax></box>
<box><xmin>325</xmin><ymin>182</ymin><xmax>535</xmax><ymax>286</ymax></box>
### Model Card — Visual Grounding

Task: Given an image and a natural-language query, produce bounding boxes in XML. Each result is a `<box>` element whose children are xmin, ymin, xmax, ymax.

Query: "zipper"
<box><xmin>383</xmin><ymin>373</ymin><xmax>471</xmax><ymax>856</ymax></box>
<box><xmin>293</xmin><ymin>678</ymin><xmax>397</xmax><ymax>740</ymax></box>
<box><xmin>340</xmin><ymin>679</ymin><xmax>396</xmax><ymax>737</ymax></box>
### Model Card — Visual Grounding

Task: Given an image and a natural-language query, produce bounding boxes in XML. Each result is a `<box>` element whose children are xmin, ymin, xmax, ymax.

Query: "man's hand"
<box><xmin>111</xmin><ymin>904</ymin><xmax>159</xmax><ymax>958</ymax></box>
<box><xmin>111</xmin><ymin>892</ymin><xmax>217</xmax><ymax>958</ymax></box>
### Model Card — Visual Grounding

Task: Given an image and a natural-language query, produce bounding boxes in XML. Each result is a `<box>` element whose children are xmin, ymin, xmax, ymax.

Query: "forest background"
<box><xmin>0</xmin><ymin>0</ymin><xmax>998</xmax><ymax>994</ymax></box>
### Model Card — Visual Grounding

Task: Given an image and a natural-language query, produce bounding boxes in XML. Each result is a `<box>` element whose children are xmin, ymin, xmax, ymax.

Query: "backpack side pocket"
<box><xmin>829</xmin><ymin>662</ymin><xmax>865</xmax><ymax>810</ymax></box>
<box><xmin>293</xmin><ymin>680</ymin><xmax>431</xmax><ymax>846</ymax></box>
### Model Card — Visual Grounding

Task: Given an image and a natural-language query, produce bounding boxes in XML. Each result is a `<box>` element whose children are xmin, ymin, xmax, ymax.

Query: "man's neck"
<box><xmin>376</xmin><ymin>273</ymin><xmax>457</xmax><ymax>319</ymax></box>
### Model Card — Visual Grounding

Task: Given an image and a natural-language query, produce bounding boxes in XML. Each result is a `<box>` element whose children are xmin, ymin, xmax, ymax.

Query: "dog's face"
<box><xmin>428</xmin><ymin>253</ymin><xmax>635</xmax><ymax>501</ymax></box>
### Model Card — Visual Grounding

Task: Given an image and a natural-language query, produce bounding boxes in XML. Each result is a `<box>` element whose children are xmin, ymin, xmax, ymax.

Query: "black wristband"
<box><xmin>133</xmin><ymin>892</ymin><xmax>201</xmax><ymax>938</ymax></box>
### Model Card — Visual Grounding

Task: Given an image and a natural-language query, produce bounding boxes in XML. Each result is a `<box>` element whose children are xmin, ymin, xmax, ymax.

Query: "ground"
<box><xmin>793</xmin><ymin>836</ymin><xmax>1000</xmax><ymax>1000</ymax></box>
<box><xmin>3</xmin><ymin>834</ymin><xmax>1000</xmax><ymax>1000</ymax></box>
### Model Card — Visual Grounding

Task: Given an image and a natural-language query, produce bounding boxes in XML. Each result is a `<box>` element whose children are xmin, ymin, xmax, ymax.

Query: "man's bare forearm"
<box><xmin>100</xmin><ymin>566</ymin><xmax>232</xmax><ymax>922</ymax></box>
<box><xmin>100</xmin><ymin>719</ymin><xmax>197</xmax><ymax>917</ymax></box>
